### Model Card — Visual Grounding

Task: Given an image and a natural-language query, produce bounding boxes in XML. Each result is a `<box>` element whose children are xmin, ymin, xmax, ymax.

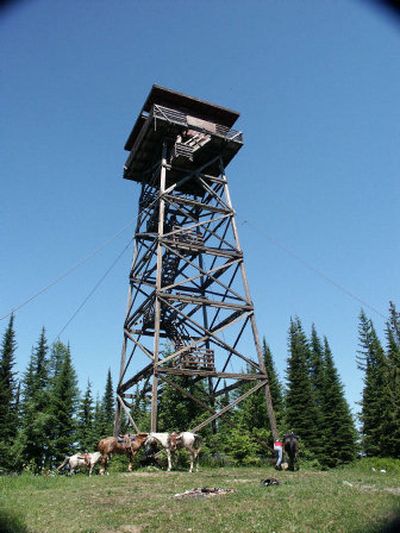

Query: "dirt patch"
<box><xmin>359</xmin><ymin>484</ymin><xmax>400</xmax><ymax>496</ymax></box>
<box><xmin>101</xmin><ymin>526</ymin><xmax>143</xmax><ymax>533</ymax></box>
<box><xmin>120</xmin><ymin>472</ymin><xmax>161</xmax><ymax>477</ymax></box>
<box><xmin>228</xmin><ymin>478</ymin><xmax>254</xmax><ymax>483</ymax></box>
<box><xmin>343</xmin><ymin>482</ymin><xmax>400</xmax><ymax>496</ymax></box>
<box><xmin>174</xmin><ymin>487</ymin><xmax>235</xmax><ymax>498</ymax></box>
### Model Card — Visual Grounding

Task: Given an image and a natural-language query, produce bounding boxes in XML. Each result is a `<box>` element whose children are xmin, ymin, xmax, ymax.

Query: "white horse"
<box><xmin>145</xmin><ymin>432</ymin><xmax>201</xmax><ymax>473</ymax></box>
<box><xmin>57</xmin><ymin>452</ymin><xmax>102</xmax><ymax>476</ymax></box>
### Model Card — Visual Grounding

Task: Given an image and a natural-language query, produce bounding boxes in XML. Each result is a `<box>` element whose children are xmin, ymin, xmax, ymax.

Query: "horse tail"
<box><xmin>57</xmin><ymin>456</ymin><xmax>69</xmax><ymax>471</ymax></box>
<box><xmin>193</xmin><ymin>433</ymin><xmax>202</xmax><ymax>448</ymax></box>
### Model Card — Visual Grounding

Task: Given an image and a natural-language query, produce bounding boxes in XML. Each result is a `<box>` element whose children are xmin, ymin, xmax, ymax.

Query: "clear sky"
<box><xmin>1</xmin><ymin>0</ymin><xmax>399</xmax><ymax>412</ymax></box>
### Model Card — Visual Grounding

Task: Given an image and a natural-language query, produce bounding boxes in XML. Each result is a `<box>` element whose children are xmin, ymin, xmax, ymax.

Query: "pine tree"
<box><xmin>263</xmin><ymin>339</ymin><xmax>284</xmax><ymax>428</ymax></box>
<box><xmin>48</xmin><ymin>340</ymin><xmax>68</xmax><ymax>380</ymax></box>
<box><xmin>77</xmin><ymin>381</ymin><xmax>96</xmax><ymax>451</ymax></box>
<box><xmin>308</xmin><ymin>325</ymin><xmax>328</xmax><ymax>461</ymax></box>
<box><xmin>14</xmin><ymin>380</ymin><xmax>21</xmax><ymax>428</ymax></box>
<box><xmin>216</xmin><ymin>380</ymin><xmax>233</xmax><ymax>431</ymax></box>
<box><xmin>100</xmin><ymin>369</ymin><xmax>115</xmax><ymax>436</ymax></box>
<box><xmin>93</xmin><ymin>394</ymin><xmax>104</xmax><ymax>442</ymax></box>
<box><xmin>131</xmin><ymin>384</ymin><xmax>150</xmax><ymax>432</ymax></box>
<box><xmin>158</xmin><ymin>375</ymin><xmax>209</xmax><ymax>432</ymax></box>
<box><xmin>234</xmin><ymin>340</ymin><xmax>283</xmax><ymax>441</ymax></box>
<box><xmin>387</xmin><ymin>301</ymin><xmax>400</xmax><ymax>346</ymax></box>
<box><xmin>285</xmin><ymin>317</ymin><xmax>319</xmax><ymax>453</ymax></box>
<box><xmin>309</xmin><ymin>325</ymin><xmax>326</xmax><ymax>401</ymax></box>
<box><xmin>47</xmin><ymin>342</ymin><xmax>79</xmax><ymax>464</ymax></box>
<box><xmin>357</xmin><ymin>311</ymin><xmax>388</xmax><ymax>456</ymax></box>
<box><xmin>18</xmin><ymin>328</ymin><xmax>53</xmax><ymax>471</ymax></box>
<box><xmin>321</xmin><ymin>337</ymin><xmax>356</xmax><ymax>466</ymax></box>
<box><xmin>233</xmin><ymin>363</ymin><xmax>265</xmax><ymax>431</ymax></box>
<box><xmin>382</xmin><ymin>302</ymin><xmax>400</xmax><ymax>457</ymax></box>
<box><xmin>0</xmin><ymin>314</ymin><xmax>18</xmax><ymax>471</ymax></box>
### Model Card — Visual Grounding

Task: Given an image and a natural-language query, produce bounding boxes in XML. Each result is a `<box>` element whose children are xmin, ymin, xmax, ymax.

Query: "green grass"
<box><xmin>1</xmin><ymin>462</ymin><xmax>399</xmax><ymax>532</ymax></box>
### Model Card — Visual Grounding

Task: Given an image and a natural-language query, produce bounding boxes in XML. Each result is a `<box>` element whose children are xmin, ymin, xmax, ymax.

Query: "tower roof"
<box><xmin>124</xmin><ymin>85</ymin><xmax>240</xmax><ymax>151</ymax></box>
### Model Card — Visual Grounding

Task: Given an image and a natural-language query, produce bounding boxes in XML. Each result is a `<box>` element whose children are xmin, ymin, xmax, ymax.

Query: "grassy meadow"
<box><xmin>1</xmin><ymin>460</ymin><xmax>400</xmax><ymax>533</ymax></box>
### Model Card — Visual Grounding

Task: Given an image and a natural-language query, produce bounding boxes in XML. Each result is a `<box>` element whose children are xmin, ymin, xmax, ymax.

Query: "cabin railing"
<box><xmin>153</xmin><ymin>104</ymin><xmax>243</xmax><ymax>143</ymax></box>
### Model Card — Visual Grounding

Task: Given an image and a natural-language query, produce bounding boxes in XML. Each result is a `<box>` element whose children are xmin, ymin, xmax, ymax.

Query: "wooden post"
<box><xmin>151</xmin><ymin>143</ymin><xmax>167</xmax><ymax>432</ymax></box>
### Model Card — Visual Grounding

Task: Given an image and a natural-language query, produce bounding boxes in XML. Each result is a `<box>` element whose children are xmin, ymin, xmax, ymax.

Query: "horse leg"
<box><xmin>99</xmin><ymin>455</ymin><xmax>107</xmax><ymax>476</ymax></box>
<box><xmin>128</xmin><ymin>452</ymin><xmax>134</xmax><ymax>472</ymax></box>
<box><xmin>189</xmin><ymin>451</ymin><xmax>194</xmax><ymax>473</ymax></box>
<box><xmin>194</xmin><ymin>448</ymin><xmax>200</xmax><ymax>473</ymax></box>
<box><xmin>166</xmin><ymin>450</ymin><xmax>172</xmax><ymax>472</ymax></box>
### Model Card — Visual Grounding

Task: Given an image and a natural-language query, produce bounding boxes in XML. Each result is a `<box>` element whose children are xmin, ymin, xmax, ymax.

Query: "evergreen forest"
<box><xmin>0</xmin><ymin>302</ymin><xmax>399</xmax><ymax>474</ymax></box>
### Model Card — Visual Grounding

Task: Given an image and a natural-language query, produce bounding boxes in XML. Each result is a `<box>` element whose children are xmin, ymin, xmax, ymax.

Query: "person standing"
<box><xmin>274</xmin><ymin>438</ymin><xmax>283</xmax><ymax>469</ymax></box>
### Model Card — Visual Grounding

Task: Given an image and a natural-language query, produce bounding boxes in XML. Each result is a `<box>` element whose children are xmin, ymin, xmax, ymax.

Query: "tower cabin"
<box><xmin>123</xmin><ymin>85</ymin><xmax>243</xmax><ymax>193</ymax></box>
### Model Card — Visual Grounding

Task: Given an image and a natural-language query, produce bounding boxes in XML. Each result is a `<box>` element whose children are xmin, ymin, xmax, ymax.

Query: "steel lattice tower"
<box><xmin>115</xmin><ymin>86</ymin><xmax>278</xmax><ymax>439</ymax></box>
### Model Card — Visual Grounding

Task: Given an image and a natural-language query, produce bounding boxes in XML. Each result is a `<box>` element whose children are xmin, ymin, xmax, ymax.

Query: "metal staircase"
<box><xmin>141</xmin><ymin>213</ymin><xmax>214</xmax><ymax>371</ymax></box>
<box><xmin>172</xmin><ymin>131</ymin><xmax>211</xmax><ymax>163</ymax></box>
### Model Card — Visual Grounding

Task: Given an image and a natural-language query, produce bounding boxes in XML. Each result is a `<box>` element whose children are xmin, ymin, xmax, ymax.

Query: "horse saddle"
<box><xmin>118</xmin><ymin>434</ymin><xmax>136</xmax><ymax>447</ymax></box>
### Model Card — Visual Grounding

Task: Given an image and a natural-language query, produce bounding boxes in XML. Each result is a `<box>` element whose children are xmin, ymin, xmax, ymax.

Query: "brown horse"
<box><xmin>283</xmin><ymin>432</ymin><xmax>299</xmax><ymax>471</ymax></box>
<box><xmin>97</xmin><ymin>433</ymin><xmax>148</xmax><ymax>473</ymax></box>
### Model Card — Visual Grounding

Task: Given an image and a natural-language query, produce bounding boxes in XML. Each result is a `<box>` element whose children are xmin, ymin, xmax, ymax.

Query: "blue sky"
<box><xmin>1</xmin><ymin>0</ymin><xmax>399</xmax><ymax>411</ymax></box>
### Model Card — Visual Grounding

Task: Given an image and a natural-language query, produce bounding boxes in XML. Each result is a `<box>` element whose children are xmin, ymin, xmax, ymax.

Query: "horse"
<box><xmin>57</xmin><ymin>452</ymin><xmax>102</xmax><ymax>476</ymax></box>
<box><xmin>97</xmin><ymin>432</ymin><xmax>148</xmax><ymax>473</ymax></box>
<box><xmin>145</xmin><ymin>431</ymin><xmax>201</xmax><ymax>473</ymax></box>
<box><xmin>283</xmin><ymin>432</ymin><xmax>299</xmax><ymax>471</ymax></box>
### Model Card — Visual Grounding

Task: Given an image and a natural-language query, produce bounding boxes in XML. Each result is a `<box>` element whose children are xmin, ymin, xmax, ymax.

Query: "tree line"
<box><xmin>0</xmin><ymin>302</ymin><xmax>399</xmax><ymax>473</ymax></box>
<box><xmin>0</xmin><ymin>321</ymin><xmax>115</xmax><ymax>472</ymax></box>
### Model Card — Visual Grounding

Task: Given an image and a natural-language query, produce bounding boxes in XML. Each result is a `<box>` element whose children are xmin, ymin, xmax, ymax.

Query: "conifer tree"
<box><xmin>77</xmin><ymin>381</ymin><xmax>96</xmax><ymax>450</ymax></box>
<box><xmin>48</xmin><ymin>342</ymin><xmax>79</xmax><ymax>463</ymax></box>
<box><xmin>216</xmin><ymin>380</ymin><xmax>233</xmax><ymax>431</ymax></box>
<box><xmin>93</xmin><ymin>394</ymin><xmax>104</xmax><ymax>441</ymax></box>
<box><xmin>263</xmin><ymin>339</ymin><xmax>284</xmax><ymax>428</ymax></box>
<box><xmin>285</xmin><ymin>317</ymin><xmax>319</xmax><ymax>452</ymax></box>
<box><xmin>309</xmin><ymin>325</ymin><xmax>326</xmax><ymax>400</ymax></box>
<box><xmin>100</xmin><ymin>369</ymin><xmax>115</xmax><ymax>436</ymax></box>
<box><xmin>131</xmin><ymin>384</ymin><xmax>150</xmax><ymax>432</ymax></box>
<box><xmin>381</xmin><ymin>302</ymin><xmax>400</xmax><ymax>457</ymax></box>
<box><xmin>233</xmin><ymin>372</ymin><xmax>268</xmax><ymax>434</ymax></box>
<box><xmin>320</xmin><ymin>337</ymin><xmax>356</xmax><ymax>466</ymax></box>
<box><xmin>234</xmin><ymin>340</ymin><xmax>283</xmax><ymax>439</ymax></box>
<box><xmin>0</xmin><ymin>314</ymin><xmax>18</xmax><ymax>471</ymax></box>
<box><xmin>357</xmin><ymin>311</ymin><xmax>388</xmax><ymax>456</ymax></box>
<box><xmin>387</xmin><ymin>301</ymin><xmax>400</xmax><ymax>346</ymax></box>
<box><xmin>158</xmin><ymin>376</ymin><xmax>209</xmax><ymax>432</ymax></box>
<box><xmin>308</xmin><ymin>325</ymin><xmax>328</xmax><ymax>461</ymax></box>
<box><xmin>48</xmin><ymin>340</ymin><xmax>68</xmax><ymax>380</ymax></box>
<box><xmin>18</xmin><ymin>328</ymin><xmax>53</xmax><ymax>471</ymax></box>
<box><xmin>14</xmin><ymin>380</ymin><xmax>21</xmax><ymax>429</ymax></box>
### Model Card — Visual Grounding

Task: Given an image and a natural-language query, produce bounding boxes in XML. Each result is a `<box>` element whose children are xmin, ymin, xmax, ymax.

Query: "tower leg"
<box><xmin>114</xmin><ymin>402</ymin><xmax>122</xmax><ymax>437</ymax></box>
<box><xmin>150</xmin><ymin>144</ymin><xmax>167</xmax><ymax>432</ymax></box>
<box><xmin>222</xmin><ymin>164</ymin><xmax>278</xmax><ymax>441</ymax></box>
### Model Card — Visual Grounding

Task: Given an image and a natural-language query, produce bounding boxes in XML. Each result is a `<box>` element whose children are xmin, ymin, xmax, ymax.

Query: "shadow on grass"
<box><xmin>0</xmin><ymin>509</ymin><xmax>28</xmax><ymax>533</ymax></box>
<box><xmin>364</xmin><ymin>508</ymin><xmax>400</xmax><ymax>533</ymax></box>
<box><xmin>380</xmin><ymin>514</ymin><xmax>400</xmax><ymax>533</ymax></box>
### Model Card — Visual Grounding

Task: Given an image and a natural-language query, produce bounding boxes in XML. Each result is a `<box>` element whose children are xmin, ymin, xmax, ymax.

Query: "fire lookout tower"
<box><xmin>115</xmin><ymin>85</ymin><xmax>278</xmax><ymax>439</ymax></box>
